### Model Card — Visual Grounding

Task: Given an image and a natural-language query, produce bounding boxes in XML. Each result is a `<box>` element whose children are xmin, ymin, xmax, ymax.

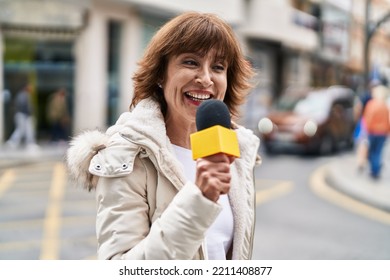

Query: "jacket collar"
<box><xmin>111</xmin><ymin>98</ymin><xmax>188</xmax><ymax>190</ymax></box>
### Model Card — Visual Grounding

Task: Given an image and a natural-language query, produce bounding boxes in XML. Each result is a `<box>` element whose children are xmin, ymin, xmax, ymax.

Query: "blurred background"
<box><xmin>1</xmin><ymin>0</ymin><xmax>390</xmax><ymax>140</ymax></box>
<box><xmin>0</xmin><ymin>0</ymin><xmax>390</xmax><ymax>260</ymax></box>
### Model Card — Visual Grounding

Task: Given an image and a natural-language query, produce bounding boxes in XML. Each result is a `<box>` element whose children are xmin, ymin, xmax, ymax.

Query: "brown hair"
<box><xmin>131</xmin><ymin>11</ymin><xmax>255</xmax><ymax>117</ymax></box>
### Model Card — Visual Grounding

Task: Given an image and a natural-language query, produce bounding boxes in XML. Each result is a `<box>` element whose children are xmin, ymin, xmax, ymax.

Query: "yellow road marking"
<box><xmin>310</xmin><ymin>164</ymin><xmax>390</xmax><ymax>225</ymax></box>
<box><xmin>0</xmin><ymin>169</ymin><xmax>16</xmax><ymax>197</ymax></box>
<box><xmin>0</xmin><ymin>239</ymin><xmax>41</xmax><ymax>251</ymax></box>
<box><xmin>0</xmin><ymin>215</ymin><xmax>94</xmax><ymax>231</ymax></box>
<box><xmin>40</xmin><ymin>163</ymin><xmax>67</xmax><ymax>260</ymax></box>
<box><xmin>256</xmin><ymin>180</ymin><xmax>293</xmax><ymax>205</ymax></box>
<box><xmin>0</xmin><ymin>219</ymin><xmax>43</xmax><ymax>229</ymax></box>
<box><xmin>0</xmin><ymin>236</ymin><xmax>96</xmax><ymax>253</ymax></box>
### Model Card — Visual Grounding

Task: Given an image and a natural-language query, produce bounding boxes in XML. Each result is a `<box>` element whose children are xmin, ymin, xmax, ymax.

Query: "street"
<box><xmin>0</xmin><ymin>160</ymin><xmax>96</xmax><ymax>260</ymax></box>
<box><xmin>0</xmin><ymin>150</ymin><xmax>389</xmax><ymax>260</ymax></box>
<box><xmin>253</xmin><ymin>150</ymin><xmax>390</xmax><ymax>259</ymax></box>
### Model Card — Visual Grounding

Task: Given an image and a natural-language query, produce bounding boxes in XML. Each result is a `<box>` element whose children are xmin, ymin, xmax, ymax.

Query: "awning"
<box><xmin>0</xmin><ymin>0</ymin><xmax>89</xmax><ymax>40</ymax></box>
<box><xmin>1</xmin><ymin>23</ymin><xmax>82</xmax><ymax>41</ymax></box>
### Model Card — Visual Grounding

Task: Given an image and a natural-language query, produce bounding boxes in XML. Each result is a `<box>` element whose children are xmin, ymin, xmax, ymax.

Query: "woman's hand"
<box><xmin>195</xmin><ymin>153</ymin><xmax>235</xmax><ymax>202</ymax></box>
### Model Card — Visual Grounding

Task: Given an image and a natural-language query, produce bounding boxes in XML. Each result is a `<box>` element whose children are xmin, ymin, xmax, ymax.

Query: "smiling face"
<box><xmin>132</xmin><ymin>12</ymin><xmax>255</xmax><ymax>122</ymax></box>
<box><xmin>162</xmin><ymin>49</ymin><xmax>228</xmax><ymax>133</ymax></box>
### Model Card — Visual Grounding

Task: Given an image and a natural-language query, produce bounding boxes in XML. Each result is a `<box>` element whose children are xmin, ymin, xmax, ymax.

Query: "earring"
<box><xmin>157</xmin><ymin>83</ymin><xmax>162</xmax><ymax>88</ymax></box>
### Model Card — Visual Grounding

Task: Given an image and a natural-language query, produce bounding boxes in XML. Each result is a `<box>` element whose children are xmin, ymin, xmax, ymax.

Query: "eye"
<box><xmin>183</xmin><ymin>59</ymin><xmax>198</xmax><ymax>66</ymax></box>
<box><xmin>213</xmin><ymin>64</ymin><xmax>226</xmax><ymax>71</ymax></box>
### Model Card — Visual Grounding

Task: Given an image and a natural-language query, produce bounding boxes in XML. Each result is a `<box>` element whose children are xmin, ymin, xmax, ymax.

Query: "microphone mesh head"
<box><xmin>196</xmin><ymin>100</ymin><xmax>231</xmax><ymax>131</ymax></box>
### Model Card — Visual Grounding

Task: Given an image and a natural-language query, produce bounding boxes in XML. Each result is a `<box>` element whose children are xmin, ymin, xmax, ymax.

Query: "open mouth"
<box><xmin>185</xmin><ymin>92</ymin><xmax>212</xmax><ymax>102</ymax></box>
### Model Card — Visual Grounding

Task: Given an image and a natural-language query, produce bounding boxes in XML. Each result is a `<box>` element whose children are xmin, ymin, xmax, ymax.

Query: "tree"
<box><xmin>364</xmin><ymin>0</ymin><xmax>390</xmax><ymax>91</ymax></box>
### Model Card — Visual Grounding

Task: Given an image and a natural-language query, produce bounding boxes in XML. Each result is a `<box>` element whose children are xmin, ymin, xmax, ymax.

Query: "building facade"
<box><xmin>0</xmin><ymin>0</ymin><xmax>389</xmax><ymax>142</ymax></box>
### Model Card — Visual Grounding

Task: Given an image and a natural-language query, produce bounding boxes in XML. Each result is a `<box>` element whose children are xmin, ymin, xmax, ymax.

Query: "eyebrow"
<box><xmin>180</xmin><ymin>52</ymin><xmax>227</xmax><ymax>62</ymax></box>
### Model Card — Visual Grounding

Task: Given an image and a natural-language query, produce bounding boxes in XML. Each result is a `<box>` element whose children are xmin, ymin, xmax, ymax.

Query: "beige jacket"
<box><xmin>66</xmin><ymin>98</ymin><xmax>261</xmax><ymax>260</ymax></box>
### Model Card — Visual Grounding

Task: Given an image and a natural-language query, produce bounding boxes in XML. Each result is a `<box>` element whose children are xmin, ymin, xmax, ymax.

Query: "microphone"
<box><xmin>190</xmin><ymin>99</ymin><xmax>240</xmax><ymax>160</ymax></box>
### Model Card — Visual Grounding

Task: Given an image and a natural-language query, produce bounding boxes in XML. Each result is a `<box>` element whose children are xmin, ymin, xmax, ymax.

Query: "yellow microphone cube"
<box><xmin>190</xmin><ymin>125</ymin><xmax>240</xmax><ymax>160</ymax></box>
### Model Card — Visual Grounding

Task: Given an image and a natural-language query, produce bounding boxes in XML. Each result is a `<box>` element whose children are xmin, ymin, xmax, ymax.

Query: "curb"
<box><xmin>0</xmin><ymin>145</ymin><xmax>67</xmax><ymax>169</ymax></box>
<box><xmin>325</xmin><ymin>158</ymin><xmax>390</xmax><ymax>213</ymax></box>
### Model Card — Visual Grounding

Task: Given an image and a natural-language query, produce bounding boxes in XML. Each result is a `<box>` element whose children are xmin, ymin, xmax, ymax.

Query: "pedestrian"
<box><xmin>46</xmin><ymin>87</ymin><xmax>70</xmax><ymax>144</ymax></box>
<box><xmin>66</xmin><ymin>11</ymin><xmax>261</xmax><ymax>260</ymax></box>
<box><xmin>354</xmin><ymin>79</ymin><xmax>381</xmax><ymax>172</ymax></box>
<box><xmin>5</xmin><ymin>83</ymin><xmax>39</xmax><ymax>150</ymax></box>
<box><xmin>354</xmin><ymin>104</ymin><xmax>369</xmax><ymax>172</ymax></box>
<box><xmin>362</xmin><ymin>84</ymin><xmax>390</xmax><ymax>179</ymax></box>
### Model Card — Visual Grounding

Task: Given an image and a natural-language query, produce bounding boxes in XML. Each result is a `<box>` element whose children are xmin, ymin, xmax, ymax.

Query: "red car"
<box><xmin>257</xmin><ymin>86</ymin><xmax>356</xmax><ymax>155</ymax></box>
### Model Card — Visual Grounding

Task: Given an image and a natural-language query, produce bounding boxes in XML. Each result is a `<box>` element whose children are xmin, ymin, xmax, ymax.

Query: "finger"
<box><xmin>196</xmin><ymin>158</ymin><xmax>231</xmax><ymax>173</ymax></box>
<box><xmin>201</xmin><ymin>182</ymin><xmax>230</xmax><ymax>201</ymax></box>
<box><xmin>218</xmin><ymin>183</ymin><xmax>230</xmax><ymax>195</ymax></box>
<box><xmin>227</xmin><ymin>155</ymin><xmax>236</xmax><ymax>164</ymax></box>
<box><xmin>219</xmin><ymin>173</ymin><xmax>231</xmax><ymax>184</ymax></box>
<box><xmin>203</xmin><ymin>153</ymin><xmax>231</xmax><ymax>163</ymax></box>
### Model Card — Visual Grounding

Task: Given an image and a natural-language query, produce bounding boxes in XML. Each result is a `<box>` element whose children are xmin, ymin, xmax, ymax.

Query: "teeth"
<box><xmin>186</xmin><ymin>92</ymin><xmax>211</xmax><ymax>100</ymax></box>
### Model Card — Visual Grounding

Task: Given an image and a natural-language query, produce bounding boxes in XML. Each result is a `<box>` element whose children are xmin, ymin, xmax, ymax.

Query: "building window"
<box><xmin>3</xmin><ymin>37</ymin><xmax>74</xmax><ymax>140</ymax></box>
<box><xmin>107</xmin><ymin>20</ymin><xmax>122</xmax><ymax>126</ymax></box>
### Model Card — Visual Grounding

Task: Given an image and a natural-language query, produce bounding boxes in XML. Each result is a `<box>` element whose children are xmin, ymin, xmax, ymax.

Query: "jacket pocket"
<box><xmin>88</xmin><ymin>145</ymin><xmax>140</xmax><ymax>177</ymax></box>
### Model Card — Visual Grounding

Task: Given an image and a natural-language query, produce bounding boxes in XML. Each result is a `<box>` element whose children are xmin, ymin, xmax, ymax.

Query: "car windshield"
<box><xmin>293</xmin><ymin>92</ymin><xmax>330</xmax><ymax>120</ymax></box>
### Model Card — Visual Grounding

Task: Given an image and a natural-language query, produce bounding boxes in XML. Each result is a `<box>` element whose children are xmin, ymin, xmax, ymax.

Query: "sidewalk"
<box><xmin>325</xmin><ymin>143</ymin><xmax>390</xmax><ymax>212</ymax></box>
<box><xmin>0</xmin><ymin>142</ymin><xmax>68</xmax><ymax>168</ymax></box>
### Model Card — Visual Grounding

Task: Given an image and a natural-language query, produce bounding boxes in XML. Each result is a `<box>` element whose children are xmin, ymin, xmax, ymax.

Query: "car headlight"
<box><xmin>303</xmin><ymin>120</ymin><xmax>317</xmax><ymax>137</ymax></box>
<box><xmin>258</xmin><ymin>117</ymin><xmax>273</xmax><ymax>134</ymax></box>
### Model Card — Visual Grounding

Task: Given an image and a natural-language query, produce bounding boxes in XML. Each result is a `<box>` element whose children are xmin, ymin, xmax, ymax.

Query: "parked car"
<box><xmin>257</xmin><ymin>86</ymin><xmax>356</xmax><ymax>155</ymax></box>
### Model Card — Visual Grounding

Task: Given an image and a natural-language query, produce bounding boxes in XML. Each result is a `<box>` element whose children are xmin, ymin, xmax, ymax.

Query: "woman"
<box><xmin>67</xmin><ymin>11</ymin><xmax>261</xmax><ymax>260</ymax></box>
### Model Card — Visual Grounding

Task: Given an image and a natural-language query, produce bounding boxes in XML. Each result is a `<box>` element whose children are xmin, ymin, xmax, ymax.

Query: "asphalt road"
<box><xmin>0</xmin><ymin>161</ymin><xmax>96</xmax><ymax>260</ymax></box>
<box><xmin>253</xmin><ymin>151</ymin><xmax>390</xmax><ymax>260</ymax></box>
<box><xmin>0</xmin><ymin>150</ymin><xmax>389</xmax><ymax>260</ymax></box>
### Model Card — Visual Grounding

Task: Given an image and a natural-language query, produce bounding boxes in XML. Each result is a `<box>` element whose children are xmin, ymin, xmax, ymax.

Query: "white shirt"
<box><xmin>172</xmin><ymin>144</ymin><xmax>234</xmax><ymax>259</ymax></box>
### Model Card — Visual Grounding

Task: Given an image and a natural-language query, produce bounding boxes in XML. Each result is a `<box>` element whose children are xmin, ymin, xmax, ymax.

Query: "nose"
<box><xmin>195</xmin><ymin>67</ymin><xmax>214</xmax><ymax>87</ymax></box>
